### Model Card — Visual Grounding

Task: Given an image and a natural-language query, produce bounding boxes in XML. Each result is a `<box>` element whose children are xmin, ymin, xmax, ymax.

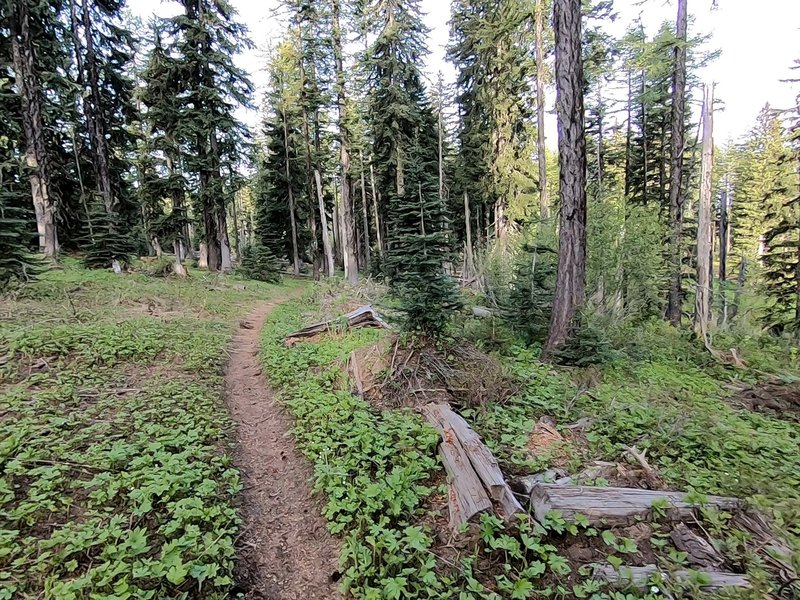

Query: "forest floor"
<box><xmin>0</xmin><ymin>260</ymin><xmax>302</xmax><ymax>599</ymax></box>
<box><xmin>2</xmin><ymin>264</ymin><xmax>799</xmax><ymax>600</ymax></box>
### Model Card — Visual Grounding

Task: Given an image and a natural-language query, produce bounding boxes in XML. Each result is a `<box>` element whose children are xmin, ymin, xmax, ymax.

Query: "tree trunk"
<box><xmin>369</xmin><ymin>163</ymin><xmax>383</xmax><ymax>257</ymax></box>
<box><xmin>718</xmin><ymin>182</ymin><xmax>729</xmax><ymax>326</ymax></box>
<box><xmin>332</xmin><ymin>0</ymin><xmax>357</xmax><ymax>284</ymax></box>
<box><xmin>80</xmin><ymin>0</ymin><xmax>113</xmax><ymax>213</ymax></box>
<box><xmin>314</xmin><ymin>168</ymin><xmax>335</xmax><ymax>276</ymax></box>
<box><xmin>694</xmin><ymin>84</ymin><xmax>714</xmax><ymax>341</ymax></box>
<box><xmin>543</xmin><ymin>0</ymin><xmax>587</xmax><ymax>356</ymax></box>
<box><xmin>535</xmin><ymin>0</ymin><xmax>549</xmax><ymax>222</ymax></box>
<box><xmin>282</xmin><ymin>108</ymin><xmax>301</xmax><ymax>276</ymax></box>
<box><xmin>666</xmin><ymin>0</ymin><xmax>688</xmax><ymax>326</ymax></box>
<box><xmin>359</xmin><ymin>151</ymin><xmax>371</xmax><ymax>272</ymax></box>
<box><xmin>10</xmin><ymin>1</ymin><xmax>58</xmax><ymax>258</ymax></box>
<box><xmin>463</xmin><ymin>191</ymin><xmax>475</xmax><ymax>281</ymax></box>
<box><xmin>624</xmin><ymin>70</ymin><xmax>632</xmax><ymax>198</ymax></box>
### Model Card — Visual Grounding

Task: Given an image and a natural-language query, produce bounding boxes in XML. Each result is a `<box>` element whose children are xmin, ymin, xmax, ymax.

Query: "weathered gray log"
<box><xmin>529</xmin><ymin>483</ymin><xmax>739</xmax><ymax>525</ymax></box>
<box><xmin>284</xmin><ymin>305</ymin><xmax>390</xmax><ymax>343</ymax></box>
<box><xmin>433</xmin><ymin>404</ymin><xmax>524</xmax><ymax>519</ymax></box>
<box><xmin>596</xmin><ymin>564</ymin><xmax>749</xmax><ymax>591</ymax></box>
<box><xmin>421</xmin><ymin>404</ymin><xmax>492</xmax><ymax>531</ymax></box>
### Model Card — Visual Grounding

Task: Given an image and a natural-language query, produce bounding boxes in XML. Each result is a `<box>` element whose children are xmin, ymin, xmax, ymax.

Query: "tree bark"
<box><xmin>694</xmin><ymin>84</ymin><xmax>714</xmax><ymax>341</ymax></box>
<box><xmin>666</xmin><ymin>0</ymin><xmax>688</xmax><ymax>325</ymax></box>
<box><xmin>282</xmin><ymin>108</ymin><xmax>301</xmax><ymax>276</ymax></box>
<box><xmin>359</xmin><ymin>151</ymin><xmax>371</xmax><ymax>272</ymax></box>
<box><xmin>332</xmin><ymin>0</ymin><xmax>357</xmax><ymax>284</ymax></box>
<box><xmin>80</xmin><ymin>0</ymin><xmax>113</xmax><ymax>213</ymax></box>
<box><xmin>463</xmin><ymin>191</ymin><xmax>475</xmax><ymax>280</ymax></box>
<box><xmin>543</xmin><ymin>0</ymin><xmax>587</xmax><ymax>356</ymax></box>
<box><xmin>370</xmin><ymin>163</ymin><xmax>383</xmax><ymax>257</ymax></box>
<box><xmin>535</xmin><ymin>0</ymin><xmax>549</xmax><ymax>221</ymax></box>
<box><xmin>10</xmin><ymin>1</ymin><xmax>58</xmax><ymax>258</ymax></box>
<box><xmin>718</xmin><ymin>182</ymin><xmax>729</xmax><ymax>326</ymax></box>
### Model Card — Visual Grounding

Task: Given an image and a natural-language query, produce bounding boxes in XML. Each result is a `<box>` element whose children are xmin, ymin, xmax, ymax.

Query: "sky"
<box><xmin>130</xmin><ymin>0</ymin><xmax>800</xmax><ymax>146</ymax></box>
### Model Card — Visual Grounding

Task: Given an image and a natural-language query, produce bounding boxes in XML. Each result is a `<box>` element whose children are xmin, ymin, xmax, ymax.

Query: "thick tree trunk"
<box><xmin>666</xmin><ymin>0</ymin><xmax>688</xmax><ymax>326</ymax></box>
<box><xmin>332</xmin><ymin>0</ymin><xmax>357</xmax><ymax>284</ymax></box>
<box><xmin>10</xmin><ymin>1</ymin><xmax>58</xmax><ymax>258</ymax></box>
<box><xmin>543</xmin><ymin>0</ymin><xmax>587</xmax><ymax>356</ymax></box>
<box><xmin>694</xmin><ymin>85</ymin><xmax>714</xmax><ymax>341</ymax></box>
<box><xmin>535</xmin><ymin>0</ymin><xmax>549</xmax><ymax>222</ymax></box>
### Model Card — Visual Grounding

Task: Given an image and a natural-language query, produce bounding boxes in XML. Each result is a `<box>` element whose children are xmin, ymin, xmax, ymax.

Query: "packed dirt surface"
<box><xmin>227</xmin><ymin>294</ymin><xmax>341</xmax><ymax>600</ymax></box>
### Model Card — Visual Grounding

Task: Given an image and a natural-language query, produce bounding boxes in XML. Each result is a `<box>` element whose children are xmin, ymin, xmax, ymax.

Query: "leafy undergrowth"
<box><xmin>1</xmin><ymin>260</ymin><xmax>292</xmax><ymax>599</ymax></box>
<box><xmin>462</xmin><ymin>320</ymin><xmax>799</xmax><ymax>597</ymax></box>
<box><xmin>269</xmin><ymin>286</ymin><xmax>798</xmax><ymax>599</ymax></box>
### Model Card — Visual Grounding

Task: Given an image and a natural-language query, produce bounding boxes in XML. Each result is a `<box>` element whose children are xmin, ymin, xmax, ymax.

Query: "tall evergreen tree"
<box><xmin>543</xmin><ymin>0</ymin><xmax>587</xmax><ymax>355</ymax></box>
<box><xmin>368</xmin><ymin>0</ymin><xmax>460</xmax><ymax>335</ymax></box>
<box><xmin>448</xmin><ymin>0</ymin><xmax>536</xmax><ymax>243</ymax></box>
<box><xmin>164</xmin><ymin>0</ymin><xmax>254</xmax><ymax>272</ymax></box>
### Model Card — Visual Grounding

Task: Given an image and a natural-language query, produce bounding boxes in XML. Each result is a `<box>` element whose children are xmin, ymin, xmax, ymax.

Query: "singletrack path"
<box><xmin>227</xmin><ymin>294</ymin><xmax>340</xmax><ymax>599</ymax></box>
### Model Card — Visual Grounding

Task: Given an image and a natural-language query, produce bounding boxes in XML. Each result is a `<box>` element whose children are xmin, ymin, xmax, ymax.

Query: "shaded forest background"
<box><xmin>2</xmin><ymin>0</ymin><xmax>800</xmax><ymax>347</ymax></box>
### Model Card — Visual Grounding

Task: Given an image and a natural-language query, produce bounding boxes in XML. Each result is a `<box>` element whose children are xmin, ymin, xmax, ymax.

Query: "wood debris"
<box><xmin>596</xmin><ymin>564</ymin><xmax>749</xmax><ymax>591</ymax></box>
<box><xmin>670</xmin><ymin>523</ymin><xmax>725</xmax><ymax>568</ymax></box>
<box><xmin>422</xmin><ymin>403</ymin><xmax>523</xmax><ymax>532</ymax></box>
<box><xmin>528</xmin><ymin>483</ymin><xmax>739</xmax><ymax>526</ymax></box>
<box><xmin>283</xmin><ymin>305</ymin><xmax>390</xmax><ymax>345</ymax></box>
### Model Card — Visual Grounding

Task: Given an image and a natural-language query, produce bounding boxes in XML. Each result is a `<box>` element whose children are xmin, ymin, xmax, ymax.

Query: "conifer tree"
<box><xmin>761</xmin><ymin>91</ymin><xmax>800</xmax><ymax>333</ymax></box>
<box><xmin>368</xmin><ymin>0</ymin><xmax>460</xmax><ymax>335</ymax></box>
<box><xmin>448</xmin><ymin>0</ymin><xmax>536</xmax><ymax>243</ymax></box>
<box><xmin>0</xmin><ymin>71</ymin><xmax>37</xmax><ymax>286</ymax></box>
<box><xmin>165</xmin><ymin>0</ymin><xmax>254</xmax><ymax>272</ymax></box>
<box><xmin>5</xmin><ymin>0</ymin><xmax>64</xmax><ymax>258</ymax></box>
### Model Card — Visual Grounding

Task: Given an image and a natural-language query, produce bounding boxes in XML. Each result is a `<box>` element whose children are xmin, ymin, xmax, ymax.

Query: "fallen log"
<box><xmin>422</xmin><ymin>403</ymin><xmax>523</xmax><ymax>532</ymax></box>
<box><xmin>529</xmin><ymin>483</ymin><xmax>739</xmax><ymax>526</ymax></box>
<box><xmin>421</xmin><ymin>404</ymin><xmax>492</xmax><ymax>531</ymax></box>
<box><xmin>284</xmin><ymin>305</ymin><xmax>390</xmax><ymax>344</ymax></box>
<box><xmin>596</xmin><ymin>564</ymin><xmax>749</xmax><ymax>591</ymax></box>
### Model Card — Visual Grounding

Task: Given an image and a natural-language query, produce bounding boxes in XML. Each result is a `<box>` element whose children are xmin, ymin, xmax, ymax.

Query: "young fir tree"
<box><xmin>82</xmin><ymin>201</ymin><xmax>136</xmax><ymax>270</ymax></box>
<box><xmin>368</xmin><ymin>0</ymin><xmax>460</xmax><ymax>336</ymax></box>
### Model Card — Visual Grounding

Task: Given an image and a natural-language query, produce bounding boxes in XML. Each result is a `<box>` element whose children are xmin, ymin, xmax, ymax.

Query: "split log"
<box><xmin>284</xmin><ymin>305</ymin><xmax>390</xmax><ymax>343</ymax></box>
<box><xmin>596</xmin><ymin>564</ymin><xmax>749</xmax><ymax>591</ymax></box>
<box><xmin>421</xmin><ymin>404</ymin><xmax>492</xmax><ymax>531</ymax></box>
<box><xmin>529</xmin><ymin>483</ymin><xmax>739</xmax><ymax>525</ymax></box>
<box><xmin>670</xmin><ymin>523</ymin><xmax>725</xmax><ymax>568</ymax></box>
<box><xmin>423</xmin><ymin>403</ymin><xmax>522</xmax><ymax>532</ymax></box>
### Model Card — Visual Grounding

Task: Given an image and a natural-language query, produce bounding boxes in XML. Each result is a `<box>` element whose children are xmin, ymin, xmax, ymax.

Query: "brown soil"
<box><xmin>728</xmin><ymin>381</ymin><xmax>800</xmax><ymax>421</ymax></box>
<box><xmin>227</xmin><ymin>295</ymin><xmax>341</xmax><ymax>600</ymax></box>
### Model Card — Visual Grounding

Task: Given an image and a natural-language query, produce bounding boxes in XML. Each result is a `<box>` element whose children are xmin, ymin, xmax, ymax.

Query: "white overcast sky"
<box><xmin>130</xmin><ymin>0</ymin><xmax>800</xmax><ymax>146</ymax></box>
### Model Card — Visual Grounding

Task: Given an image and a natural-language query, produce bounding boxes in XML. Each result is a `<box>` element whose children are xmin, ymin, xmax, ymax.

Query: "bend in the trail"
<box><xmin>228</xmin><ymin>293</ymin><xmax>340</xmax><ymax>600</ymax></box>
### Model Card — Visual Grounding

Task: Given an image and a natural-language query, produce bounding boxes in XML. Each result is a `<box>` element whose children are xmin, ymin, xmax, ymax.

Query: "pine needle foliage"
<box><xmin>368</xmin><ymin>0</ymin><xmax>460</xmax><ymax>336</ymax></box>
<box><xmin>82</xmin><ymin>202</ymin><xmax>137</xmax><ymax>270</ymax></box>
<box><xmin>500</xmin><ymin>244</ymin><xmax>557</xmax><ymax>344</ymax></box>
<box><xmin>239</xmin><ymin>242</ymin><xmax>283</xmax><ymax>283</ymax></box>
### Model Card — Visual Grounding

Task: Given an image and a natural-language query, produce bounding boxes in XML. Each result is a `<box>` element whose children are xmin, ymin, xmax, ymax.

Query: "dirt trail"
<box><xmin>227</xmin><ymin>295</ymin><xmax>340</xmax><ymax>600</ymax></box>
